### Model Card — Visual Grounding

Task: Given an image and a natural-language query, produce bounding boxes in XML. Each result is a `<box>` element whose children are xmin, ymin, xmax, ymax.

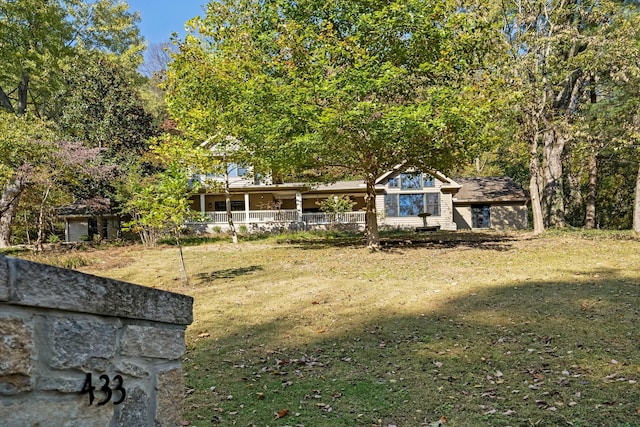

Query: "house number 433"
<box><xmin>80</xmin><ymin>373</ymin><xmax>126</xmax><ymax>406</ymax></box>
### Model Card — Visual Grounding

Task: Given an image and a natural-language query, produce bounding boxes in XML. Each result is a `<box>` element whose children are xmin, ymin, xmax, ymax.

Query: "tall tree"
<box><xmin>500</xmin><ymin>0</ymin><xmax>640</xmax><ymax>232</ymax></box>
<box><xmin>168</xmin><ymin>0</ymin><xmax>498</xmax><ymax>249</ymax></box>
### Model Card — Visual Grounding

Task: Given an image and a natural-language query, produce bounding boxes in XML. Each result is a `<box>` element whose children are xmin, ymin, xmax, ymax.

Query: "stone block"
<box><xmin>156</xmin><ymin>368</ymin><xmax>185</xmax><ymax>427</ymax></box>
<box><xmin>121</xmin><ymin>325</ymin><xmax>185</xmax><ymax>360</ymax></box>
<box><xmin>40</xmin><ymin>375</ymin><xmax>85</xmax><ymax>393</ymax></box>
<box><xmin>8</xmin><ymin>256</ymin><xmax>193</xmax><ymax>325</ymax></box>
<box><xmin>115</xmin><ymin>360</ymin><xmax>150</xmax><ymax>378</ymax></box>
<box><xmin>0</xmin><ymin>255</ymin><xmax>8</xmax><ymax>301</ymax></box>
<box><xmin>0</xmin><ymin>317</ymin><xmax>33</xmax><ymax>394</ymax></box>
<box><xmin>50</xmin><ymin>318</ymin><xmax>117</xmax><ymax>369</ymax></box>
<box><xmin>115</xmin><ymin>385</ymin><xmax>149</xmax><ymax>427</ymax></box>
<box><xmin>0</xmin><ymin>397</ymin><xmax>113</xmax><ymax>426</ymax></box>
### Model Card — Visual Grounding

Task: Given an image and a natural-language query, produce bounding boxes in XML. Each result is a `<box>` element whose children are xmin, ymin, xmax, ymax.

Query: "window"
<box><xmin>399</xmin><ymin>194</ymin><xmax>424</xmax><ymax>216</ymax></box>
<box><xmin>425</xmin><ymin>193</ymin><xmax>440</xmax><ymax>216</ymax></box>
<box><xmin>384</xmin><ymin>195</ymin><xmax>399</xmax><ymax>216</ymax></box>
<box><xmin>227</xmin><ymin>164</ymin><xmax>247</xmax><ymax>177</ymax></box>
<box><xmin>400</xmin><ymin>173</ymin><xmax>422</xmax><ymax>190</ymax></box>
<box><xmin>388</xmin><ymin>172</ymin><xmax>435</xmax><ymax>190</ymax></box>
<box><xmin>214</xmin><ymin>201</ymin><xmax>245</xmax><ymax>211</ymax></box>
<box><xmin>384</xmin><ymin>193</ymin><xmax>440</xmax><ymax>217</ymax></box>
<box><xmin>472</xmin><ymin>205</ymin><xmax>490</xmax><ymax>228</ymax></box>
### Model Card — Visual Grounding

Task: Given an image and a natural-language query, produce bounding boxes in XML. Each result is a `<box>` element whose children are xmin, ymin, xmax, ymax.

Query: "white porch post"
<box><xmin>296</xmin><ymin>192</ymin><xmax>303</xmax><ymax>222</ymax></box>
<box><xmin>199</xmin><ymin>194</ymin><xmax>206</xmax><ymax>215</ymax></box>
<box><xmin>244</xmin><ymin>193</ymin><xmax>250</xmax><ymax>222</ymax></box>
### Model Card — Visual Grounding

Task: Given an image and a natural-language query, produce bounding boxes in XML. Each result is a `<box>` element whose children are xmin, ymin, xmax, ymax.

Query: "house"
<box><xmin>187</xmin><ymin>165</ymin><xmax>528</xmax><ymax>233</ymax></box>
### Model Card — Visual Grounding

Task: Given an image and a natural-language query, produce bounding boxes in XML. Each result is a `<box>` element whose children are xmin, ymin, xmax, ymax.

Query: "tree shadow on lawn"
<box><xmin>195</xmin><ymin>265</ymin><xmax>263</xmax><ymax>283</ymax></box>
<box><xmin>184</xmin><ymin>268</ymin><xmax>639</xmax><ymax>427</ymax></box>
<box><xmin>286</xmin><ymin>231</ymin><xmax>525</xmax><ymax>252</ymax></box>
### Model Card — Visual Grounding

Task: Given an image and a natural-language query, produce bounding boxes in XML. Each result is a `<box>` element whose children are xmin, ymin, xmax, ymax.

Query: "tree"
<box><xmin>0</xmin><ymin>0</ymin><xmax>145</xmax><ymax>247</ymax></box>
<box><xmin>168</xmin><ymin>0</ymin><xmax>498</xmax><ymax>249</ymax></box>
<box><xmin>499</xmin><ymin>0</ymin><xmax>640</xmax><ymax>232</ymax></box>
<box><xmin>0</xmin><ymin>112</ymin><xmax>55</xmax><ymax>246</ymax></box>
<box><xmin>57</xmin><ymin>53</ymin><xmax>154</xmax><ymax>159</ymax></box>
<box><xmin>120</xmin><ymin>136</ymin><xmax>204</xmax><ymax>282</ymax></box>
<box><xmin>0</xmin><ymin>0</ymin><xmax>143</xmax><ymax>117</ymax></box>
<box><xmin>29</xmin><ymin>141</ymin><xmax>112</xmax><ymax>251</ymax></box>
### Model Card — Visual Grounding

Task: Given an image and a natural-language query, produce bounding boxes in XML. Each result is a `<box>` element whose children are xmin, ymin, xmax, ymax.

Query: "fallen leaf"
<box><xmin>256</xmin><ymin>392</ymin><xmax>265</xmax><ymax>400</ymax></box>
<box><xmin>197</xmin><ymin>332</ymin><xmax>210</xmax><ymax>338</ymax></box>
<box><xmin>274</xmin><ymin>409</ymin><xmax>288</xmax><ymax>419</ymax></box>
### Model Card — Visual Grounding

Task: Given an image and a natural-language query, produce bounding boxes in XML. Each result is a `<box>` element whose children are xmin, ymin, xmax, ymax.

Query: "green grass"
<box><xmin>22</xmin><ymin>230</ymin><xmax>640</xmax><ymax>426</ymax></box>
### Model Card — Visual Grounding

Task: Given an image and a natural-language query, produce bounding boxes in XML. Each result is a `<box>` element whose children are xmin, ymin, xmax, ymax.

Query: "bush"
<box><xmin>47</xmin><ymin>234</ymin><xmax>61</xmax><ymax>244</ymax></box>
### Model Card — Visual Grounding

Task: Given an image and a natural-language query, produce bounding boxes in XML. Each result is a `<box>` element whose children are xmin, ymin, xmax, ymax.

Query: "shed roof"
<box><xmin>453</xmin><ymin>177</ymin><xmax>527</xmax><ymax>203</ymax></box>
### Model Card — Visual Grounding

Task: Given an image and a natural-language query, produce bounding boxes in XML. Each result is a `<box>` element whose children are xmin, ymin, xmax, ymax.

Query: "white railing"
<box><xmin>207</xmin><ymin>211</ymin><xmax>248</xmax><ymax>223</ymax></box>
<box><xmin>248</xmin><ymin>210</ymin><xmax>300</xmax><ymax>222</ymax></box>
<box><xmin>202</xmin><ymin>210</ymin><xmax>367</xmax><ymax>225</ymax></box>
<box><xmin>206</xmin><ymin>210</ymin><xmax>299</xmax><ymax>223</ymax></box>
<box><xmin>302</xmin><ymin>212</ymin><xmax>366</xmax><ymax>225</ymax></box>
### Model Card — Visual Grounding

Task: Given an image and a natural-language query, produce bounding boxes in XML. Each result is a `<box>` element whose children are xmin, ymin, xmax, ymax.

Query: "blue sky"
<box><xmin>126</xmin><ymin>0</ymin><xmax>206</xmax><ymax>46</ymax></box>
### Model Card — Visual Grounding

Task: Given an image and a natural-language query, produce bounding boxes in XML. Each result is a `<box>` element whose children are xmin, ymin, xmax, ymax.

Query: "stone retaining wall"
<box><xmin>0</xmin><ymin>254</ymin><xmax>193</xmax><ymax>427</ymax></box>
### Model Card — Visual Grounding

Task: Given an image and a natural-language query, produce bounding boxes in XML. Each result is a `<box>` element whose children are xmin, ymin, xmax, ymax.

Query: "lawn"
<box><xmin>28</xmin><ymin>230</ymin><xmax>640</xmax><ymax>426</ymax></box>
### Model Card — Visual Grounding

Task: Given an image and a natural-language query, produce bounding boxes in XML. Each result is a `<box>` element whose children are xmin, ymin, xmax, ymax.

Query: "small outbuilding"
<box><xmin>452</xmin><ymin>177</ymin><xmax>528</xmax><ymax>230</ymax></box>
<box><xmin>57</xmin><ymin>198</ymin><xmax>121</xmax><ymax>242</ymax></box>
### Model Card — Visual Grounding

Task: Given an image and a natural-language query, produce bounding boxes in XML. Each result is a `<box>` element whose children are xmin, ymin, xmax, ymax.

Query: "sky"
<box><xmin>126</xmin><ymin>0</ymin><xmax>206</xmax><ymax>46</ymax></box>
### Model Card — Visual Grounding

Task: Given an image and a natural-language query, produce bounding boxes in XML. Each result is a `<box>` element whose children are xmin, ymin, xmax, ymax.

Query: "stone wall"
<box><xmin>0</xmin><ymin>254</ymin><xmax>193</xmax><ymax>427</ymax></box>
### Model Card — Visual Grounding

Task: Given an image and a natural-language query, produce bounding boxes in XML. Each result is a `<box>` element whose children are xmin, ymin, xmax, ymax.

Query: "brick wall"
<box><xmin>0</xmin><ymin>254</ymin><xmax>193</xmax><ymax>427</ymax></box>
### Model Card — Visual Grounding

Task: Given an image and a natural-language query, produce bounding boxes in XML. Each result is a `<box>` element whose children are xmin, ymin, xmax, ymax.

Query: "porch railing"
<box><xmin>203</xmin><ymin>210</ymin><xmax>366</xmax><ymax>225</ymax></box>
<box><xmin>302</xmin><ymin>212</ymin><xmax>366</xmax><ymax>224</ymax></box>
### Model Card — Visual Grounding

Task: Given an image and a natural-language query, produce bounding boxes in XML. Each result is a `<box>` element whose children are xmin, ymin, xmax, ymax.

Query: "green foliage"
<box><xmin>0</xmin><ymin>112</ymin><xmax>55</xmax><ymax>184</ymax></box>
<box><xmin>46</xmin><ymin>234</ymin><xmax>61</xmax><ymax>244</ymax></box>
<box><xmin>120</xmin><ymin>136</ymin><xmax>202</xmax><ymax>246</ymax></box>
<box><xmin>168</xmin><ymin>0</ymin><xmax>500</xmax><ymax>247</ymax></box>
<box><xmin>0</xmin><ymin>0</ymin><xmax>144</xmax><ymax>117</ymax></box>
<box><xmin>317</xmin><ymin>195</ymin><xmax>356</xmax><ymax>214</ymax></box>
<box><xmin>57</xmin><ymin>54</ymin><xmax>154</xmax><ymax>159</ymax></box>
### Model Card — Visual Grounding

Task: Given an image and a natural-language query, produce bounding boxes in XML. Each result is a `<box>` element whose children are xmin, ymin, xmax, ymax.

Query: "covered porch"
<box><xmin>188</xmin><ymin>184</ymin><xmax>367</xmax><ymax>232</ymax></box>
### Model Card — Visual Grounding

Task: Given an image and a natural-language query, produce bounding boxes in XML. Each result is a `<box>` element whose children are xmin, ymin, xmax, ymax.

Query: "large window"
<box><xmin>388</xmin><ymin>172</ymin><xmax>435</xmax><ymax>189</ymax></box>
<box><xmin>384</xmin><ymin>193</ymin><xmax>440</xmax><ymax>217</ymax></box>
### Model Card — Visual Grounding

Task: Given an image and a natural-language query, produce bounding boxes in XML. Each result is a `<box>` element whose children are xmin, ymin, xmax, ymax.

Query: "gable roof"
<box><xmin>453</xmin><ymin>177</ymin><xmax>527</xmax><ymax>203</ymax></box>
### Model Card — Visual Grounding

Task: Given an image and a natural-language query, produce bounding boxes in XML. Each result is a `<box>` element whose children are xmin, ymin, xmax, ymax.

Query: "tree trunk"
<box><xmin>35</xmin><ymin>184</ymin><xmax>53</xmax><ymax>252</ymax></box>
<box><xmin>364</xmin><ymin>173</ymin><xmax>380</xmax><ymax>249</ymax></box>
<box><xmin>633</xmin><ymin>161</ymin><xmax>640</xmax><ymax>233</ymax></box>
<box><xmin>17</xmin><ymin>71</ymin><xmax>29</xmax><ymax>115</ymax></box>
<box><xmin>543</xmin><ymin>129</ymin><xmax>566</xmax><ymax>227</ymax></box>
<box><xmin>0</xmin><ymin>86</ymin><xmax>15</xmax><ymax>113</ymax></box>
<box><xmin>175</xmin><ymin>230</ymin><xmax>188</xmax><ymax>285</ymax></box>
<box><xmin>0</xmin><ymin>175</ymin><xmax>28</xmax><ymax>247</ymax></box>
<box><xmin>529</xmin><ymin>137</ymin><xmax>545</xmax><ymax>234</ymax></box>
<box><xmin>584</xmin><ymin>151</ymin><xmax>597</xmax><ymax>229</ymax></box>
<box><xmin>224</xmin><ymin>169</ymin><xmax>238</xmax><ymax>244</ymax></box>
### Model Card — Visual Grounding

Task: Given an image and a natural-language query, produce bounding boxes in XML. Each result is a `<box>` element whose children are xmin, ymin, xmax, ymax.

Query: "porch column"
<box><xmin>244</xmin><ymin>193</ymin><xmax>250</xmax><ymax>222</ymax></box>
<box><xmin>296</xmin><ymin>192</ymin><xmax>303</xmax><ymax>222</ymax></box>
<box><xmin>199</xmin><ymin>194</ymin><xmax>206</xmax><ymax>215</ymax></box>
